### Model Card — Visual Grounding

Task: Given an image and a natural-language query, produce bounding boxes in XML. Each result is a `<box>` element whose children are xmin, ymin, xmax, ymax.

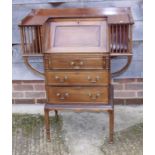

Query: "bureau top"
<box><xmin>19</xmin><ymin>7</ymin><xmax>134</xmax><ymax>26</ymax></box>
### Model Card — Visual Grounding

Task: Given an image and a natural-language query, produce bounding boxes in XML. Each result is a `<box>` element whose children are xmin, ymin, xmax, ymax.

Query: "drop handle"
<box><xmin>55</xmin><ymin>75</ymin><xmax>68</xmax><ymax>82</ymax></box>
<box><xmin>79</xmin><ymin>61</ymin><xmax>84</xmax><ymax>66</ymax></box>
<box><xmin>70</xmin><ymin>61</ymin><xmax>84</xmax><ymax>68</ymax></box>
<box><xmin>70</xmin><ymin>61</ymin><xmax>75</xmax><ymax>66</ymax></box>
<box><xmin>87</xmin><ymin>76</ymin><xmax>100</xmax><ymax>83</ymax></box>
<box><xmin>102</xmin><ymin>60</ymin><xmax>106</xmax><ymax>67</ymax></box>
<box><xmin>88</xmin><ymin>93</ymin><xmax>101</xmax><ymax>100</ymax></box>
<box><xmin>56</xmin><ymin>92</ymin><xmax>69</xmax><ymax>100</ymax></box>
<box><xmin>48</xmin><ymin>60</ymin><xmax>51</xmax><ymax>65</ymax></box>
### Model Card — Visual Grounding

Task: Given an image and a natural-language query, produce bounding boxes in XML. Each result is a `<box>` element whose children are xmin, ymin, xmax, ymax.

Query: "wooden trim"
<box><xmin>19</xmin><ymin>8</ymin><xmax>134</xmax><ymax>26</ymax></box>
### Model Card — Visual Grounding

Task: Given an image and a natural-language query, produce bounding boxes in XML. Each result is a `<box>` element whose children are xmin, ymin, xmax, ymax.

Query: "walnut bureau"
<box><xmin>19</xmin><ymin>8</ymin><xmax>134</xmax><ymax>143</ymax></box>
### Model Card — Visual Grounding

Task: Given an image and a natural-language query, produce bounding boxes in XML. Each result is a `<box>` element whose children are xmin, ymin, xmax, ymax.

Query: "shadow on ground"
<box><xmin>13</xmin><ymin>106</ymin><xmax>143</xmax><ymax>155</ymax></box>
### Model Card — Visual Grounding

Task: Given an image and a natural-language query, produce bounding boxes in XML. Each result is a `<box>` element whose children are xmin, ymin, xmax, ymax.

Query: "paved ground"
<box><xmin>12</xmin><ymin>105</ymin><xmax>143</xmax><ymax>155</ymax></box>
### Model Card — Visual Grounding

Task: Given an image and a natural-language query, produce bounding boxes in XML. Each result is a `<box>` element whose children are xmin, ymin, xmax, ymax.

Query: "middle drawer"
<box><xmin>45</xmin><ymin>71</ymin><xmax>109</xmax><ymax>85</ymax></box>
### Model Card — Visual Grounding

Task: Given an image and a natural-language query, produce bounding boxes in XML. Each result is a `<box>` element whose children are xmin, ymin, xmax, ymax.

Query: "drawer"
<box><xmin>44</xmin><ymin>54</ymin><xmax>109</xmax><ymax>70</ymax></box>
<box><xmin>46</xmin><ymin>86</ymin><xmax>109</xmax><ymax>104</ymax></box>
<box><xmin>45</xmin><ymin>71</ymin><xmax>109</xmax><ymax>85</ymax></box>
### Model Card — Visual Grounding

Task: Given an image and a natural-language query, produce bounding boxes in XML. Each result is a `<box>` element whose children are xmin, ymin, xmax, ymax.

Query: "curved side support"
<box><xmin>23</xmin><ymin>56</ymin><xmax>45</xmax><ymax>76</ymax></box>
<box><xmin>111</xmin><ymin>55</ymin><xmax>132</xmax><ymax>77</ymax></box>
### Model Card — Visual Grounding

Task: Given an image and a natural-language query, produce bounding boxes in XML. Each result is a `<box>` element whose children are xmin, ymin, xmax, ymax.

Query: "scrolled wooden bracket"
<box><xmin>111</xmin><ymin>55</ymin><xmax>132</xmax><ymax>77</ymax></box>
<box><xmin>23</xmin><ymin>56</ymin><xmax>45</xmax><ymax>76</ymax></box>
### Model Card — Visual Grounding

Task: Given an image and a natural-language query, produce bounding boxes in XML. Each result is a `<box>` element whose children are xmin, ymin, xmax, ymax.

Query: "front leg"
<box><xmin>108</xmin><ymin>110</ymin><xmax>114</xmax><ymax>143</ymax></box>
<box><xmin>44</xmin><ymin>108</ymin><xmax>51</xmax><ymax>142</ymax></box>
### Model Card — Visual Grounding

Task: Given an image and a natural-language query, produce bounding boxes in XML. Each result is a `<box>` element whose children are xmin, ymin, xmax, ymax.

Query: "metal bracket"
<box><xmin>111</xmin><ymin>55</ymin><xmax>132</xmax><ymax>77</ymax></box>
<box><xmin>23</xmin><ymin>56</ymin><xmax>44</xmax><ymax>76</ymax></box>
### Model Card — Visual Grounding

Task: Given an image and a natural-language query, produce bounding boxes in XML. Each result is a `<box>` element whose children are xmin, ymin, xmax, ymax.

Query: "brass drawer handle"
<box><xmin>79</xmin><ymin>61</ymin><xmax>84</xmax><ymax>66</ymax></box>
<box><xmin>70</xmin><ymin>61</ymin><xmax>75</xmax><ymax>66</ymax></box>
<box><xmin>88</xmin><ymin>93</ymin><xmax>101</xmax><ymax>100</ymax></box>
<box><xmin>55</xmin><ymin>75</ymin><xmax>68</xmax><ymax>83</ymax></box>
<box><xmin>56</xmin><ymin>92</ymin><xmax>69</xmax><ymax>100</ymax></box>
<box><xmin>56</xmin><ymin>93</ymin><xmax>61</xmax><ymax>96</ymax></box>
<box><xmin>87</xmin><ymin>76</ymin><xmax>100</xmax><ymax>83</ymax></box>
<box><xmin>70</xmin><ymin>61</ymin><xmax>84</xmax><ymax>68</ymax></box>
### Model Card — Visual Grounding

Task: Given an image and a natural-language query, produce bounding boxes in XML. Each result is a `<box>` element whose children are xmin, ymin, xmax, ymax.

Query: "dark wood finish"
<box><xmin>44</xmin><ymin>108</ymin><xmax>50</xmax><ymax>141</ymax></box>
<box><xmin>44</xmin><ymin>104</ymin><xmax>114</xmax><ymax>142</ymax></box>
<box><xmin>44</xmin><ymin>53</ymin><xmax>109</xmax><ymax>70</ymax></box>
<box><xmin>19</xmin><ymin>7</ymin><xmax>134</xmax><ymax>144</ymax></box>
<box><xmin>19</xmin><ymin>8</ymin><xmax>134</xmax><ymax>26</ymax></box>
<box><xmin>46</xmin><ymin>86</ymin><xmax>109</xmax><ymax>104</ymax></box>
<box><xmin>19</xmin><ymin>7</ymin><xmax>133</xmax><ymax>57</ymax></box>
<box><xmin>45</xmin><ymin>70</ymin><xmax>109</xmax><ymax>85</ymax></box>
<box><xmin>45</xmin><ymin>19</ymin><xmax>108</xmax><ymax>53</ymax></box>
<box><xmin>20</xmin><ymin>26</ymin><xmax>43</xmax><ymax>56</ymax></box>
<box><xmin>109</xmin><ymin>110</ymin><xmax>114</xmax><ymax>143</ymax></box>
<box><xmin>44</xmin><ymin>51</ymin><xmax>112</xmax><ymax>142</ymax></box>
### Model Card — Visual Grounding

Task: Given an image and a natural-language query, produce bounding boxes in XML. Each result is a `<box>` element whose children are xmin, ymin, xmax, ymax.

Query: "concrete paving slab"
<box><xmin>13</xmin><ymin>105</ymin><xmax>143</xmax><ymax>155</ymax></box>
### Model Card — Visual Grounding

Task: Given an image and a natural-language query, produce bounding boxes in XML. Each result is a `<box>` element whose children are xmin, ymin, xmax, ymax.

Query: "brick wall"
<box><xmin>12</xmin><ymin>78</ymin><xmax>143</xmax><ymax>104</ymax></box>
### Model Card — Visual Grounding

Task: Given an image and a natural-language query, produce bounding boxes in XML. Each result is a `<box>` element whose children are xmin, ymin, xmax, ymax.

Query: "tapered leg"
<box><xmin>44</xmin><ymin>109</ymin><xmax>51</xmax><ymax>142</ymax></box>
<box><xmin>109</xmin><ymin>110</ymin><xmax>114</xmax><ymax>143</ymax></box>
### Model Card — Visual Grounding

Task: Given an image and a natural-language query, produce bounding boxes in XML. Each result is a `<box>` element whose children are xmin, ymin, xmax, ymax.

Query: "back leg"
<box><xmin>55</xmin><ymin>110</ymin><xmax>58</xmax><ymax>117</ymax></box>
<box><xmin>44</xmin><ymin>109</ymin><xmax>51</xmax><ymax>142</ymax></box>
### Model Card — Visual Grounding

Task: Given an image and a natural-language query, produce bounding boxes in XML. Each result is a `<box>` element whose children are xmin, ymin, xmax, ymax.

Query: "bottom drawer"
<box><xmin>47</xmin><ymin>86</ymin><xmax>109</xmax><ymax>104</ymax></box>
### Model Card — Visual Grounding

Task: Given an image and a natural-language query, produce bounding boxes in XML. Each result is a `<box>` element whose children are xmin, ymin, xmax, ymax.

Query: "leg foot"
<box><xmin>55</xmin><ymin>110</ymin><xmax>58</xmax><ymax>117</ymax></box>
<box><xmin>44</xmin><ymin>109</ymin><xmax>51</xmax><ymax>141</ymax></box>
<box><xmin>109</xmin><ymin>110</ymin><xmax>114</xmax><ymax>143</ymax></box>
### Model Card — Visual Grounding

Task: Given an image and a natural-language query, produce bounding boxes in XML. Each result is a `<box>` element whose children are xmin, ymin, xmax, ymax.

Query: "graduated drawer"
<box><xmin>44</xmin><ymin>54</ymin><xmax>109</xmax><ymax>70</ymax></box>
<box><xmin>46</xmin><ymin>86</ymin><xmax>109</xmax><ymax>104</ymax></box>
<box><xmin>45</xmin><ymin>71</ymin><xmax>109</xmax><ymax>85</ymax></box>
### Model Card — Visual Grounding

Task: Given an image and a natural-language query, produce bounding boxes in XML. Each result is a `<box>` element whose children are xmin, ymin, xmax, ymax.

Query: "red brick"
<box><xmin>36</xmin><ymin>99</ymin><xmax>47</xmax><ymax>104</ymax></box>
<box><xmin>137</xmin><ymin>91</ymin><xmax>143</xmax><ymax>98</ymax></box>
<box><xmin>12</xmin><ymin>98</ymin><xmax>143</xmax><ymax>105</ymax></box>
<box><xmin>114</xmin><ymin>99</ymin><xmax>143</xmax><ymax>105</ymax></box>
<box><xmin>34</xmin><ymin>84</ymin><xmax>45</xmax><ymax>91</ymax></box>
<box><xmin>12</xmin><ymin>92</ymin><xmax>24</xmax><ymax>98</ymax></box>
<box><xmin>25</xmin><ymin>92</ymin><xmax>46</xmax><ymax>99</ymax></box>
<box><xmin>113</xmin><ymin>78</ymin><xmax>136</xmax><ymax>83</ymax></box>
<box><xmin>114</xmin><ymin>91</ymin><xmax>136</xmax><ymax>98</ymax></box>
<box><xmin>12</xmin><ymin>80</ymin><xmax>23</xmax><ymax>84</ymax></box>
<box><xmin>125</xmin><ymin>83</ymin><xmax>143</xmax><ymax>90</ymax></box>
<box><xmin>13</xmin><ymin>85</ymin><xmax>33</xmax><ymax>91</ymax></box>
<box><xmin>14</xmin><ymin>99</ymin><xmax>35</xmax><ymax>104</ymax></box>
<box><xmin>125</xmin><ymin>99</ymin><xmax>143</xmax><ymax>104</ymax></box>
<box><xmin>114</xmin><ymin>99</ymin><xmax>125</xmax><ymax>105</ymax></box>
<box><xmin>12</xmin><ymin>80</ymin><xmax>44</xmax><ymax>84</ymax></box>
<box><xmin>136</xmin><ymin>78</ymin><xmax>143</xmax><ymax>82</ymax></box>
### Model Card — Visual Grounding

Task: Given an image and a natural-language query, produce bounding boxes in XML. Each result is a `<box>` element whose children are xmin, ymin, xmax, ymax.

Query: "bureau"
<box><xmin>19</xmin><ymin>8</ymin><xmax>134</xmax><ymax>143</ymax></box>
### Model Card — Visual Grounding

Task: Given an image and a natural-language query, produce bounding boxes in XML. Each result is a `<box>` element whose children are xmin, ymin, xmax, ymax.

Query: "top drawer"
<box><xmin>44</xmin><ymin>54</ymin><xmax>109</xmax><ymax>70</ymax></box>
